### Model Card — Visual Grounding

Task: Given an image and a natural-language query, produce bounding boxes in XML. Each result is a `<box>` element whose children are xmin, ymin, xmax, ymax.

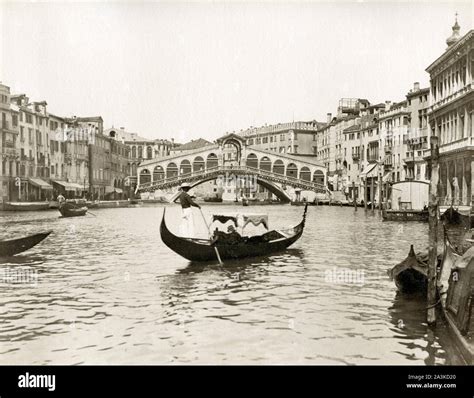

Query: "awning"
<box><xmin>382</xmin><ymin>172</ymin><xmax>392</xmax><ymax>183</ymax></box>
<box><xmin>69</xmin><ymin>183</ymin><xmax>85</xmax><ymax>190</ymax></box>
<box><xmin>360</xmin><ymin>163</ymin><xmax>378</xmax><ymax>178</ymax></box>
<box><xmin>105</xmin><ymin>186</ymin><xmax>123</xmax><ymax>194</ymax></box>
<box><xmin>212</xmin><ymin>213</ymin><xmax>269</xmax><ymax>230</ymax></box>
<box><xmin>52</xmin><ymin>180</ymin><xmax>80</xmax><ymax>191</ymax></box>
<box><xmin>29</xmin><ymin>178</ymin><xmax>53</xmax><ymax>190</ymax></box>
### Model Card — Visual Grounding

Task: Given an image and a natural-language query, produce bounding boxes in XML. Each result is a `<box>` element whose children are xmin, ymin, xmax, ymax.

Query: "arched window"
<box><xmin>131</xmin><ymin>163</ymin><xmax>137</xmax><ymax>176</ymax></box>
<box><xmin>259</xmin><ymin>156</ymin><xmax>271</xmax><ymax>171</ymax></box>
<box><xmin>313</xmin><ymin>170</ymin><xmax>324</xmax><ymax>185</ymax></box>
<box><xmin>166</xmin><ymin>162</ymin><xmax>178</xmax><ymax>178</ymax></box>
<box><xmin>153</xmin><ymin>165</ymin><xmax>165</xmax><ymax>181</ymax></box>
<box><xmin>300</xmin><ymin>166</ymin><xmax>311</xmax><ymax>181</ymax></box>
<box><xmin>206</xmin><ymin>153</ymin><xmax>218</xmax><ymax>169</ymax></box>
<box><xmin>273</xmin><ymin>159</ymin><xmax>284</xmax><ymax>175</ymax></box>
<box><xmin>140</xmin><ymin>169</ymin><xmax>151</xmax><ymax>184</ymax></box>
<box><xmin>138</xmin><ymin>146</ymin><xmax>143</xmax><ymax>159</ymax></box>
<box><xmin>193</xmin><ymin>156</ymin><xmax>205</xmax><ymax>172</ymax></box>
<box><xmin>131</xmin><ymin>146</ymin><xmax>137</xmax><ymax>158</ymax></box>
<box><xmin>246</xmin><ymin>153</ymin><xmax>258</xmax><ymax>168</ymax></box>
<box><xmin>147</xmin><ymin>146</ymin><xmax>153</xmax><ymax>159</ymax></box>
<box><xmin>286</xmin><ymin>163</ymin><xmax>298</xmax><ymax>178</ymax></box>
<box><xmin>180</xmin><ymin>159</ymin><xmax>192</xmax><ymax>175</ymax></box>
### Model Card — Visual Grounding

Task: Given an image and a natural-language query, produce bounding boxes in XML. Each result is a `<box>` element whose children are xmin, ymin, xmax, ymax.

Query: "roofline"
<box><xmin>406</xmin><ymin>87</ymin><xmax>430</xmax><ymax>98</ymax></box>
<box><xmin>425</xmin><ymin>29</ymin><xmax>474</xmax><ymax>73</ymax></box>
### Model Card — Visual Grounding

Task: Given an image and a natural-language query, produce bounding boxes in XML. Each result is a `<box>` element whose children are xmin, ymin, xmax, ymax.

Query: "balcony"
<box><xmin>404</xmin><ymin>151</ymin><xmax>415</xmax><ymax>165</ymax></box>
<box><xmin>351</xmin><ymin>152</ymin><xmax>360</xmax><ymax>161</ymax></box>
<box><xmin>4</xmin><ymin>139</ymin><xmax>15</xmax><ymax>148</ymax></box>
<box><xmin>1</xmin><ymin>147</ymin><xmax>18</xmax><ymax>158</ymax></box>
<box><xmin>384</xmin><ymin>145</ymin><xmax>393</xmax><ymax>153</ymax></box>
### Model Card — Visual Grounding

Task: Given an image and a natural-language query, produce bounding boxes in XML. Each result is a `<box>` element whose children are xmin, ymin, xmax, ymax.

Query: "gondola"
<box><xmin>160</xmin><ymin>204</ymin><xmax>308</xmax><ymax>262</ymax></box>
<box><xmin>388</xmin><ymin>245</ymin><xmax>428</xmax><ymax>293</ymax></box>
<box><xmin>440</xmin><ymin>206</ymin><xmax>473</xmax><ymax>228</ymax></box>
<box><xmin>59</xmin><ymin>202</ymin><xmax>88</xmax><ymax>218</ymax></box>
<box><xmin>0</xmin><ymin>231</ymin><xmax>52</xmax><ymax>257</ymax></box>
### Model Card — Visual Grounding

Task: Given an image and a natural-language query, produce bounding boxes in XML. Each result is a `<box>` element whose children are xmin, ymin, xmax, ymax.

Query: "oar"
<box><xmin>199</xmin><ymin>208</ymin><xmax>223</xmax><ymax>265</ymax></box>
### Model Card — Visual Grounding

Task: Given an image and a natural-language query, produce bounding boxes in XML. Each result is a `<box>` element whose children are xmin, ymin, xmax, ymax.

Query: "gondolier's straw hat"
<box><xmin>180</xmin><ymin>182</ymin><xmax>191</xmax><ymax>190</ymax></box>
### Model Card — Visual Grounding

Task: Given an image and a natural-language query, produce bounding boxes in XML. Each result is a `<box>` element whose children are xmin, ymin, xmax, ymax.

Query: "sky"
<box><xmin>1</xmin><ymin>1</ymin><xmax>472</xmax><ymax>143</ymax></box>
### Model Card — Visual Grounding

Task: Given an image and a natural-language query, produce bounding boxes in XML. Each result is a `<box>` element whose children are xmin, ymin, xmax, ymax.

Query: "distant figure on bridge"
<box><xmin>178</xmin><ymin>182</ymin><xmax>200</xmax><ymax>237</ymax></box>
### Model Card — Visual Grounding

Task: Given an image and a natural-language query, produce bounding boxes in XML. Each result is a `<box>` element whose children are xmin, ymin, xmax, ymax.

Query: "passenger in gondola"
<box><xmin>178</xmin><ymin>182</ymin><xmax>200</xmax><ymax>237</ymax></box>
<box><xmin>211</xmin><ymin>225</ymin><xmax>242</xmax><ymax>245</ymax></box>
<box><xmin>57</xmin><ymin>193</ymin><xmax>65</xmax><ymax>206</ymax></box>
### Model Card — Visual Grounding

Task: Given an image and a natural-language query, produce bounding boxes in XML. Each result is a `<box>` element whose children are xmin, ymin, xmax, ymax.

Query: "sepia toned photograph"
<box><xmin>0</xmin><ymin>0</ymin><xmax>473</xmax><ymax>386</ymax></box>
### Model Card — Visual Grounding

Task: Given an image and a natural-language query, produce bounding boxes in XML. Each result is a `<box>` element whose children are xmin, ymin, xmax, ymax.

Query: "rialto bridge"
<box><xmin>136</xmin><ymin>133</ymin><xmax>327</xmax><ymax>202</ymax></box>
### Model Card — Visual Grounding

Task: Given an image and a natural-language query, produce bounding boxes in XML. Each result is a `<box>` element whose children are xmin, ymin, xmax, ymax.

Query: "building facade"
<box><xmin>426</xmin><ymin>19</ymin><xmax>474</xmax><ymax>207</ymax></box>
<box><xmin>240</xmin><ymin>121</ymin><xmax>323</xmax><ymax>156</ymax></box>
<box><xmin>0</xmin><ymin>83</ymin><xmax>135</xmax><ymax>203</ymax></box>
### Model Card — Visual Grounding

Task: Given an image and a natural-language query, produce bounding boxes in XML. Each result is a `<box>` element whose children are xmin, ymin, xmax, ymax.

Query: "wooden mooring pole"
<box><xmin>427</xmin><ymin>136</ymin><xmax>439</xmax><ymax>325</ymax></box>
<box><xmin>370</xmin><ymin>178</ymin><xmax>374</xmax><ymax>212</ymax></box>
<box><xmin>364</xmin><ymin>178</ymin><xmax>368</xmax><ymax>211</ymax></box>
<box><xmin>353</xmin><ymin>181</ymin><xmax>357</xmax><ymax>211</ymax></box>
<box><xmin>378</xmin><ymin>169</ymin><xmax>383</xmax><ymax>213</ymax></box>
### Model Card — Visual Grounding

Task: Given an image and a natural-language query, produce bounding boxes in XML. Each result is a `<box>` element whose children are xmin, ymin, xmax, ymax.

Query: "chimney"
<box><xmin>120</xmin><ymin>127</ymin><xmax>125</xmax><ymax>130</ymax></box>
<box><xmin>327</xmin><ymin>113</ymin><xmax>332</xmax><ymax>123</ymax></box>
<box><xmin>385</xmin><ymin>101</ymin><xmax>392</xmax><ymax>111</ymax></box>
<box><xmin>413</xmin><ymin>82</ymin><xmax>420</xmax><ymax>92</ymax></box>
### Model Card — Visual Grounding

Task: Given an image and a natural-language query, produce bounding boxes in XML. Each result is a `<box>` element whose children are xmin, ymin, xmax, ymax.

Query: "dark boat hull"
<box><xmin>2</xmin><ymin>202</ymin><xmax>50</xmax><ymax>211</ymax></box>
<box><xmin>439</xmin><ymin>236</ymin><xmax>474</xmax><ymax>364</ymax></box>
<box><xmin>203</xmin><ymin>197</ymin><xmax>223</xmax><ymax>203</ymax></box>
<box><xmin>382</xmin><ymin>209</ymin><xmax>428</xmax><ymax>222</ymax></box>
<box><xmin>440</xmin><ymin>206</ymin><xmax>474</xmax><ymax>228</ymax></box>
<box><xmin>0</xmin><ymin>231</ymin><xmax>52</xmax><ymax>257</ymax></box>
<box><xmin>389</xmin><ymin>245</ymin><xmax>428</xmax><ymax>293</ymax></box>
<box><xmin>160</xmin><ymin>207</ymin><xmax>306</xmax><ymax>262</ymax></box>
<box><xmin>59</xmin><ymin>204</ymin><xmax>88</xmax><ymax>217</ymax></box>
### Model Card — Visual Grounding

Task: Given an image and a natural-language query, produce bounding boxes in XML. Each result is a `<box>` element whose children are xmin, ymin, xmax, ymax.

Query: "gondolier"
<box><xmin>178</xmin><ymin>182</ymin><xmax>200</xmax><ymax>237</ymax></box>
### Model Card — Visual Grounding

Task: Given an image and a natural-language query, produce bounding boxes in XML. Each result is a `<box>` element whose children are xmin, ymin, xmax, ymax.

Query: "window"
<box><xmin>262</xmin><ymin>137</ymin><xmax>268</xmax><ymax>144</ymax></box>
<box><xmin>294</xmin><ymin>145</ymin><xmax>298</xmax><ymax>154</ymax></box>
<box><xmin>25</xmin><ymin>113</ymin><xmax>33</xmax><ymax>124</ymax></box>
<box><xmin>12</xmin><ymin>114</ymin><xmax>18</xmax><ymax>127</ymax></box>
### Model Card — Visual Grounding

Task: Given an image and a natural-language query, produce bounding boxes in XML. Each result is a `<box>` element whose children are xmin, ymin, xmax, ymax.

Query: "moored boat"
<box><xmin>160</xmin><ymin>204</ymin><xmax>308</xmax><ymax>262</ymax></box>
<box><xmin>0</xmin><ymin>231</ymin><xmax>52</xmax><ymax>257</ymax></box>
<box><xmin>382</xmin><ymin>209</ymin><xmax>429</xmax><ymax>222</ymax></box>
<box><xmin>440</xmin><ymin>206</ymin><xmax>473</xmax><ymax>228</ymax></box>
<box><xmin>388</xmin><ymin>245</ymin><xmax>429</xmax><ymax>292</ymax></box>
<box><xmin>203</xmin><ymin>196</ymin><xmax>223</xmax><ymax>203</ymax></box>
<box><xmin>2</xmin><ymin>202</ymin><xmax>50</xmax><ymax>211</ymax></box>
<box><xmin>438</xmin><ymin>232</ymin><xmax>474</xmax><ymax>364</ymax></box>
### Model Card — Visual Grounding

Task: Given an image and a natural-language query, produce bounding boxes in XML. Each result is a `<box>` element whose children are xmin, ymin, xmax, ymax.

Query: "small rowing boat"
<box><xmin>59</xmin><ymin>202</ymin><xmax>88</xmax><ymax>217</ymax></box>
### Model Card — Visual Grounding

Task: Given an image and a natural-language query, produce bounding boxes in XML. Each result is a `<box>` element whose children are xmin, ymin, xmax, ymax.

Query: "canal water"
<box><xmin>0</xmin><ymin>205</ymin><xmax>464</xmax><ymax>364</ymax></box>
